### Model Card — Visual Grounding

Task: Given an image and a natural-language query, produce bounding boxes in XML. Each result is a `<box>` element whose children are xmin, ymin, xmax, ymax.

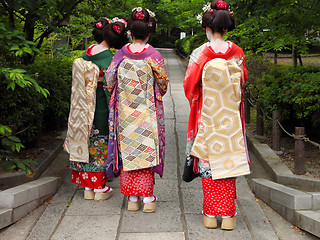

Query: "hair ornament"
<box><xmin>148</xmin><ymin>22</ymin><xmax>153</xmax><ymax>27</ymax></box>
<box><xmin>202</xmin><ymin>2</ymin><xmax>211</xmax><ymax>12</ymax></box>
<box><xmin>104</xmin><ymin>17</ymin><xmax>112</xmax><ymax>24</ymax></box>
<box><xmin>146</xmin><ymin>9</ymin><xmax>156</xmax><ymax>18</ymax></box>
<box><xmin>132</xmin><ymin>7</ymin><xmax>143</xmax><ymax>12</ymax></box>
<box><xmin>196</xmin><ymin>14</ymin><xmax>203</xmax><ymax>24</ymax></box>
<box><xmin>111</xmin><ymin>17</ymin><xmax>127</xmax><ymax>28</ymax></box>
<box><xmin>96</xmin><ymin>22</ymin><xmax>103</xmax><ymax>29</ymax></box>
<box><xmin>112</xmin><ymin>25</ymin><xmax>121</xmax><ymax>34</ymax></box>
<box><xmin>135</xmin><ymin>11</ymin><xmax>145</xmax><ymax>20</ymax></box>
<box><xmin>210</xmin><ymin>9</ymin><xmax>214</xmax><ymax>13</ymax></box>
<box><xmin>216</xmin><ymin>1</ymin><xmax>228</xmax><ymax>10</ymax></box>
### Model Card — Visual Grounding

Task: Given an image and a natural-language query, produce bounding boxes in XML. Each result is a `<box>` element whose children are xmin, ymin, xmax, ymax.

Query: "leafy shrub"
<box><xmin>258</xmin><ymin>66</ymin><xmax>320</xmax><ymax>135</ymax></box>
<box><xmin>175</xmin><ymin>32</ymin><xmax>207</xmax><ymax>58</ymax></box>
<box><xmin>25</xmin><ymin>55</ymin><xmax>73</xmax><ymax>132</ymax></box>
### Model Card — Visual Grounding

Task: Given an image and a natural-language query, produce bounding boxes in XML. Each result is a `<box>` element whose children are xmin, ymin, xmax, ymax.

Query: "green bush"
<box><xmin>175</xmin><ymin>32</ymin><xmax>207</xmax><ymax>58</ymax></box>
<box><xmin>258</xmin><ymin>66</ymin><xmax>320</xmax><ymax>134</ymax></box>
<box><xmin>0</xmin><ymin>55</ymin><xmax>73</xmax><ymax>146</ymax></box>
<box><xmin>26</xmin><ymin>55</ymin><xmax>73</xmax><ymax>132</ymax></box>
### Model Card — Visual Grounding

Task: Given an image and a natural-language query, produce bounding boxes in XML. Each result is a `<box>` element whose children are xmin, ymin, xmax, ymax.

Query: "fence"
<box><xmin>244</xmin><ymin>91</ymin><xmax>320</xmax><ymax>175</ymax></box>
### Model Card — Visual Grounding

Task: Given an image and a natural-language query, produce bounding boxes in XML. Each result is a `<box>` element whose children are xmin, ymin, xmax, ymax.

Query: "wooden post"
<box><xmin>244</xmin><ymin>91</ymin><xmax>250</xmax><ymax>124</ymax></box>
<box><xmin>256</xmin><ymin>102</ymin><xmax>264</xmax><ymax>136</ymax></box>
<box><xmin>294</xmin><ymin>127</ymin><xmax>305</xmax><ymax>175</ymax></box>
<box><xmin>272</xmin><ymin>111</ymin><xmax>281</xmax><ymax>151</ymax></box>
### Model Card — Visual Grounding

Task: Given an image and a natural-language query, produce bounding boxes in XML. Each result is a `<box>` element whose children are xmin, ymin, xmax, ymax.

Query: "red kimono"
<box><xmin>183</xmin><ymin>42</ymin><xmax>248</xmax><ymax>217</ymax></box>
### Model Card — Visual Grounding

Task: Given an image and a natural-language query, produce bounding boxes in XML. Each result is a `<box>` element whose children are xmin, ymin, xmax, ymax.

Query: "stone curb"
<box><xmin>246</xmin><ymin>131</ymin><xmax>320</xmax><ymax>237</ymax></box>
<box><xmin>0</xmin><ymin>177</ymin><xmax>59</xmax><ymax>229</ymax></box>
<box><xmin>0</xmin><ymin>131</ymin><xmax>66</xmax><ymax>190</ymax></box>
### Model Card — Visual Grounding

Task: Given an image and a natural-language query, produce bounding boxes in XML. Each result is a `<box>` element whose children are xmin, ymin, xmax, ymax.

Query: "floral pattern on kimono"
<box><xmin>70</xmin><ymin>126</ymin><xmax>108</xmax><ymax>172</ymax></box>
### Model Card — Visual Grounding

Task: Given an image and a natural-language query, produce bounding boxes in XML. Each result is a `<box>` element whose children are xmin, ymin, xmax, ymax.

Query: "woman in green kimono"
<box><xmin>65</xmin><ymin>17</ymin><xmax>128</xmax><ymax>201</ymax></box>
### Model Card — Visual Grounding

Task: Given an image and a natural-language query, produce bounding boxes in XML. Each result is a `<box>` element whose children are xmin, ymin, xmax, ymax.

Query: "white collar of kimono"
<box><xmin>90</xmin><ymin>44</ymin><xmax>109</xmax><ymax>55</ymax></box>
<box><xmin>206</xmin><ymin>29</ymin><xmax>229</xmax><ymax>54</ymax></box>
<box><xmin>129</xmin><ymin>41</ymin><xmax>150</xmax><ymax>53</ymax></box>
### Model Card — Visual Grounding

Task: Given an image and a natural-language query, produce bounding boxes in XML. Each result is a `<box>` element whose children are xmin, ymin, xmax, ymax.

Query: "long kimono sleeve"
<box><xmin>183</xmin><ymin>61</ymin><xmax>202</xmax><ymax>106</ymax></box>
<box><xmin>104</xmin><ymin>50</ymin><xmax>124</xmax><ymax>93</ymax></box>
<box><xmin>148</xmin><ymin>55</ymin><xmax>169</xmax><ymax>96</ymax></box>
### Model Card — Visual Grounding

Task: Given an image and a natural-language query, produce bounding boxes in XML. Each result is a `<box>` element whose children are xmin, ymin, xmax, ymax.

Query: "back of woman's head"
<box><xmin>103</xmin><ymin>18</ymin><xmax>129</xmax><ymax>49</ymax></box>
<box><xmin>202</xmin><ymin>0</ymin><xmax>235</xmax><ymax>34</ymax></box>
<box><xmin>128</xmin><ymin>7</ymin><xmax>156</xmax><ymax>40</ymax></box>
<box><xmin>92</xmin><ymin>18</ymin><xmax>110</xmax><ymax>43</ymax></box>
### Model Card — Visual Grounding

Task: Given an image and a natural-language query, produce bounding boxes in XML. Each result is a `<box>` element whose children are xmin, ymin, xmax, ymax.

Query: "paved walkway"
<box><xmin>22</xmin><ymin>49</ymin><xmax>278</xmax><ymax>240</ymax></box>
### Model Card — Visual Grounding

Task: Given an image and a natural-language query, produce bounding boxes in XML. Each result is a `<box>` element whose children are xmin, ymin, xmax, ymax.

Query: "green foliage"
<box><xmin>258</xmin><ymin>66</ymin><xmax>320</xmax><ymax>131</ymax></box>
<box><xmin>25</xmin><ymin>55</ymin><xmax>73</xmax><ymax>131</ymax></box>
<box><xmin>175</xmin><ymin>32</ymin><xmax>207</xmax><ymax>57</ymax></box>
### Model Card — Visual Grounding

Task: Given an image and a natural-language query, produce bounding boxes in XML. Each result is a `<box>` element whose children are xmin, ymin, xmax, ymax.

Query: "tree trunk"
<box><xmin>23</xmin><ymin>14</ymin><xmax>35</xmax><ymax>65</ymax></box>
<box><xmin>298</xmin><ymin>54</ymin><xmax>303</xmax><ymax>66</ymax></box>
<box><xmin>274</xmin><ymin>51</ymin><xmax>278</xmax><ymax>65</ymax></box>
<box><xmin>292</xmin><ymin>45</ymin><xmax>298</xmax><ymax>67</ymax></box>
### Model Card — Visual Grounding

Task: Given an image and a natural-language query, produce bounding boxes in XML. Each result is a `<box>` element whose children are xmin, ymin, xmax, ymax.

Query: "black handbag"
<box><xmin>182</xmin><ymin>155</ymin><xmax>199</xmax><ymax>182</ymax></box>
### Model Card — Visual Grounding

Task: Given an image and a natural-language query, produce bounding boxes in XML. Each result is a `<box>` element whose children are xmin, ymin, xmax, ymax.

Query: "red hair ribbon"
<box><xmin>113</xmin><ymin>25</ymin><xmax>121</xmax><ymax>34</ymax></box>
<box><xmin>96</xmin><ymin>22</ymin><xmax>103</xmax><ymax>29</ymax></box>
<box><xmin>135</xmin><ymin>11</ymin><xmax>145</xmax><ymax>20</ymax></box>
<box><xmin>216</xmin><ymin>1</ymin><xmax>228</xmax><ymax>10</ymax></box>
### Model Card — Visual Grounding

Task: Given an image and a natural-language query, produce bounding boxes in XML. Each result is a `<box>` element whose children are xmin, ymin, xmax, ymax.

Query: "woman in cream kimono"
<box><xmin>64</xmin><ymin>18</ymin><xmax>128</xmax><ymax>201</ymax></box>
<box><xmin>183</xmin><ymin>0</ymin><xmax>250</xmax><ymax>230</ymax></box>
<box><xmin>105</xmin><ymin>7</ymin><xmax>168</xmax><ymax>213</ymax></box>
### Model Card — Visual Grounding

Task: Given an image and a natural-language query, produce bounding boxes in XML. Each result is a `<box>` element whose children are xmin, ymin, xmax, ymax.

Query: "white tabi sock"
<box><xmin>84</xmin><ymin>187</ymin><xmax>93</xmax><ymax>191</ymax></box>
<box><xmin>128</xmin><ymin>196</ymin><xmax>139</xmax><ymax>202</ymax></box>
<box><xmin>143</xmin><ymin>196</ymin><xmax>156</xmax><ymax>204</ymax></box>
<box><xmin>94</xmin><ymin>186</ymin><xmax>112</xmax><ymax>193</ymax></box>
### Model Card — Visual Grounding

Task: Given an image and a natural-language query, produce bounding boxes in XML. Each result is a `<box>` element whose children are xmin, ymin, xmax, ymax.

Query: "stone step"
<box><xmin>0</xmin><ymin>177</ymin><xmax>58</xmax><ymax>229</ymax></box>
<box><xmin>251</xmin><ymin>178</ymin><xmax>320</xmax><ymax>238</ymax></box>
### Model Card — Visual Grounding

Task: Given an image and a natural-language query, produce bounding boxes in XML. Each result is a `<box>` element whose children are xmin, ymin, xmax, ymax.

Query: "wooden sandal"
<box><xmin>143</xmin><ymin>196</ymin><xmax>157</xmax><ymax>213</ymax></box>
<box><xmin>94</xmin><ymin>187</ymin><xmax>112</xmax><ymax>201</ymax></box>
<box><xmin>84</xmin><ymin>190</ymin><xmax>95</xmax><ymax>200</ymax></box>
<box><xmin>221</xmin><ymin>216</ymin><xmax>236</xmax><ymax>230</ymax></box>
<box><xmin>203</xmin><ymin>215</ymin><xmax>218</xmax><ymax>229</ymax></box>
<box><xmin>128</xmin><ymin>197</ymin><xmax>141</xmax><ymax>211</ymax></box>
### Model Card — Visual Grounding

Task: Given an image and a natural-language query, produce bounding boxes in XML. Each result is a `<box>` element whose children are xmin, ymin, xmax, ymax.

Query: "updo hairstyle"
<box><xmin>103</xmin><ymin>20</ymin><xmax>129</xmax><ymax>49</ymax></box>
<box><xmin>92</xmin><ymin>18</ymin><xmax>110</xmax><ymax>43</ymax></box>
<box><xmin>128</xmin><ymin>7</ymin><xmax>156</xmax><ymax>40</ymax></box>
<box><xmin>202</xmin><ymin>0</ymin><xmax>235</xmax><ymax>34</ymax></box>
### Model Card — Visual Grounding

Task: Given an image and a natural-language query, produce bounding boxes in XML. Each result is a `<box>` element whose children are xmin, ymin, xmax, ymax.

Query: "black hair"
<box><xmin>103</xmin><ymin>21</ymin><xmax>129</xmax><ymax>49</ymax></box>
<box><xmin>128</xmin><ymin>7</ymin><xmax>156</xmax><ymax>40</ymax></box>
<box><xmin>202</xmin><ymin>0</ymin><xmax>235</xmax><ymax>34</ymax></box>
<box><xmin>92</xmin><ymin>18</ymin><xmax>109</xmax><ymax>43</ymax></box>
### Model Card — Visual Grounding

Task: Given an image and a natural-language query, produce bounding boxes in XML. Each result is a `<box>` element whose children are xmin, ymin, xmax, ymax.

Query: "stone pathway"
<box><xmin>25</xmin><ymin>49</ymin><xmax>278</xmax><ymax>240</ymax></box>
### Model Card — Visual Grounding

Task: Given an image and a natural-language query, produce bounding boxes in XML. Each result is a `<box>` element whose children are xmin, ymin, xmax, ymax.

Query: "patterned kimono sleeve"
<box><xmin>104</xmin><ymin>50</ymin><xmax>125</xmax><ymax>93</ymax></box>
<box><xmin>104</xmin><ymin>60</ymin><xmax>119</xmax><ymax>93</ymax></box>
<box><xmin>148</xmin><ymin>57</ymin><xmax>169</xmax><ymax>95</ymax></box>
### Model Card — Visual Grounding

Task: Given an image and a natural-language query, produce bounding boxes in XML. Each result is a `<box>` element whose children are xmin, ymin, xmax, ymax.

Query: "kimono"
<box><xmin>105</xmin><ymin>44</ymin><xmax>168</xmax><ymax>196</ymax></box>
<box><xmin>65</xmin><ymin>45</ymin><xmax>113</xmax><ymax>189</ymax></box>
<box><xmin>183</xmin><ymin>42</ymin><xmax>249</xmax><ymax>216</ymax></box>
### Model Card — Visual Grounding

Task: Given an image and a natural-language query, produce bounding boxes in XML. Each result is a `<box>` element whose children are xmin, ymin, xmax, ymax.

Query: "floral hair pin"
<box><xmin>111</xmin><ymin>17</ymin><xmax>127</xmax><ymax>28</ymax></box>
<box><xmin>113</xmin><ymin>25</ymin><xmax>121</xmax><ymax>34</ymax></box>
<box><xmin>146</xmin><ymin>9</ymin><xmax>156</xmax><ymax>18</ymax></box>
<box><xmin>216</xmin><ymin>0</ymin><xmax>228</xmax><ymax>10</ymax></box>
<box><xmin>202</xmin><ymin>2</ymin><xmax>211</xmax><ymax>12</ymax></box>
<box><xmin>96</xmin><ymin>22</ymin><xmax>103</xmax><ymax>29</ymax></box>
<box><xmin>104</xmin><ymin>17</ymin><xmax>112</xmax><ymax>24</ymax></box>
<box><xmin>132</xmin><ymin>7</ymin><xmax>156</xmax><ymax>18</ymax></box>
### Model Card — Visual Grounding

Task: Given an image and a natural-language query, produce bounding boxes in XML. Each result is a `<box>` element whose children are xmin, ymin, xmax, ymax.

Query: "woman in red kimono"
<box><xmin>183</xmin><ymin>0</ymin><xmax>249</xmax><ymax>230</ymax></box>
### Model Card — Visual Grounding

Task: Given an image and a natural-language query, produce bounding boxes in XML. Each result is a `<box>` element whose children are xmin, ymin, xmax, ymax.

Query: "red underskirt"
<box><xmin>72</xmin><ymin>170</ymin><xmax>107</xmax><ymax>189</ymax></box>
<box><xmin>120</xmin><ymin>168</ymin><xmax>154</xmax><ymax>197</ymax></box>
